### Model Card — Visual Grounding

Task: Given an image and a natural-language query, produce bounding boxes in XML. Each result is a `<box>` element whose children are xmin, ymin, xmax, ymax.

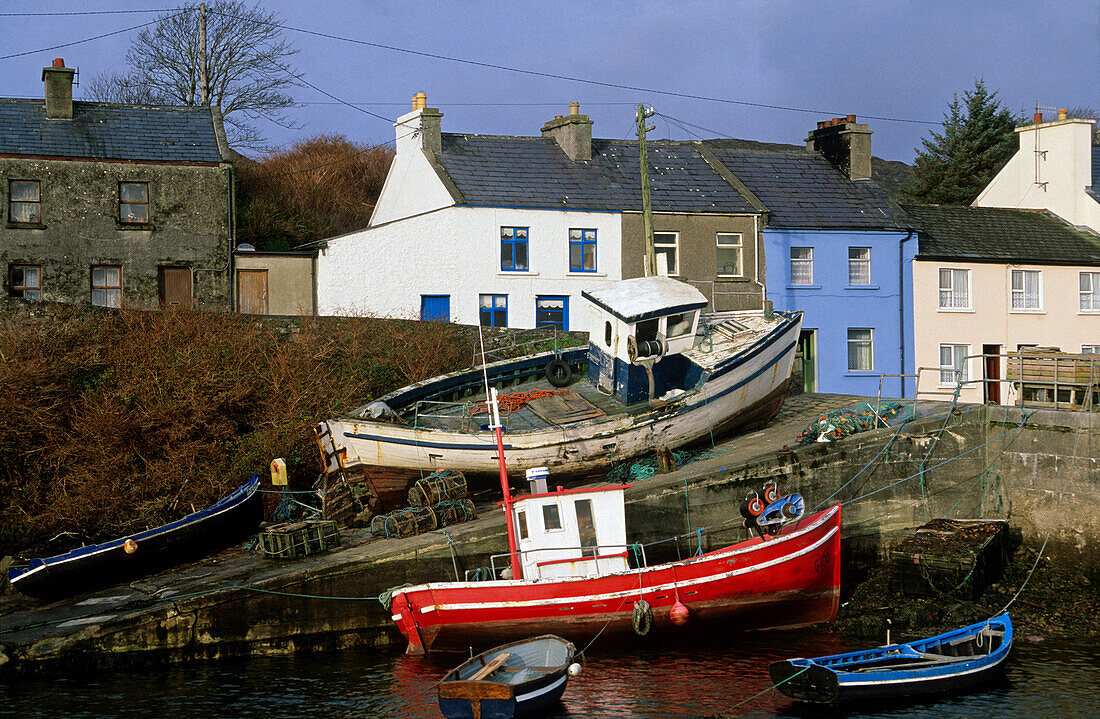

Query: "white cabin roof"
<box><xmin>582</xmin><ymin>276</ymin><xmax>707</xmax><ymax>324</ymax></box>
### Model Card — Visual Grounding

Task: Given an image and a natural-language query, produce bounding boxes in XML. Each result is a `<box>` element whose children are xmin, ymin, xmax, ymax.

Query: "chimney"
<box><xmin>394</xmin><ymin>91</ymin><xmax>443</xmax><ymax>155</ymax></box>
<box><xmin>42</xmin><ymin>58</ymin><xmax>75</xmax><ymax>120</ymax></box>
<box><xmin>541</xmin><ymin>101</ymin><xmax>593</xmax><ymax>161</ymax></box>
<box><xmin>805</xmin><ymin>114</ymin><xmax>872</xmax><ymax>180</ymax></box>
<box><xmin>1057</xmin><ymin>108</ymin><xmax>1068</xmax><ymax>121</ymax></box>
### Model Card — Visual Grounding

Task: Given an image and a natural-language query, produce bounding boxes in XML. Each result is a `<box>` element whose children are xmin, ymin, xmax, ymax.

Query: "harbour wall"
<box><xmin>2</xmin><ymin>402</ymin><xmax>1096</xmax><ymax>675</ymax></box>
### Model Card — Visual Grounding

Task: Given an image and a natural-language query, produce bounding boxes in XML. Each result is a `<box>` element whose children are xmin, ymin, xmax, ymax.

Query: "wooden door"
<box><xmin>158</xmin><ymin>267</ymin><xmax>192</xmax><ymax>309</ymax></box>
<box><xmin>237</xmin><ymin>269</ymin><xmax>268</xmax><ymax>315</ymax></box>
<box><xmin>983</xmin><ymin>344</ymin><xmax>1001</xmax><ymax>404</ymax></box>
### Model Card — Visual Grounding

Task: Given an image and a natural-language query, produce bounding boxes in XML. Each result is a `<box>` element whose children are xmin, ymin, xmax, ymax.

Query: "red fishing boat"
<box><xmin>387</xmin><ymin>390</ymin><xmax>842</xmax><ymax>655</ymax></box>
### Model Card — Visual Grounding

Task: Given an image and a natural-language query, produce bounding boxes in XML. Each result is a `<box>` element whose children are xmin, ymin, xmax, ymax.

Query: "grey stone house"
<box><xmin>1</xmin><ymin>59</ymin><xmax>234</xmax><ymax>309</ymax></box>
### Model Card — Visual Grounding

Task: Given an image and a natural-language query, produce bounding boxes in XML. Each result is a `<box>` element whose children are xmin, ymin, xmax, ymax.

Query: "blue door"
<box><xmin>420</xmin><ymin>295</ymin><xmax>450</xmax><ymax>322</ymax></box>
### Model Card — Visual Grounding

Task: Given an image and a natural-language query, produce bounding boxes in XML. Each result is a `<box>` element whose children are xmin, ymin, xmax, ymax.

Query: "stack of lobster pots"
<box><xmin>370</xmin><ymin>469</ymin><xmax>477</xmax><ymax>539</ymax></box>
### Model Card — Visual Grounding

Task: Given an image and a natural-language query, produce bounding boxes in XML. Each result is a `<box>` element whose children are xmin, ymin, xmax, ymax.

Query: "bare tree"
<box><xmin>84</xmin><ymin>1</ymin><xmax>299</xmax><ymax>151</ymax></box>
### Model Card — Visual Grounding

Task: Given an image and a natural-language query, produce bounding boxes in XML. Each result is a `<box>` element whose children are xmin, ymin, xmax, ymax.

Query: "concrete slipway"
<box><xmin>1</xmin><ymin>393</ymin><xmax>1097</xmax><ymax>676</ymax></box>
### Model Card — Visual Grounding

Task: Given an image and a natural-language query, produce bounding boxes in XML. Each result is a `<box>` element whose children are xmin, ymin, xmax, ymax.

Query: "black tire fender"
<box><xmin>545</xmin><ymin>359</ymin><xmax>573</xmax><ymax>387</ymax></box>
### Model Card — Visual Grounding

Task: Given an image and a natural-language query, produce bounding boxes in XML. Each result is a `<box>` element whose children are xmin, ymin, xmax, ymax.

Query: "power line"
<box><xmin>0</xmin><ymin>9</ymin><xmax>169</xmax><ymax>17</ymax></box>
<box><xmin>0</xmin><ymin>13</ymin><xmax>181</xmax><ymax>61</ymax></box>
<box><xmin>208</xmin><ymin>8</ymin><xmax>940</xmax><ymax>126</ymax></box>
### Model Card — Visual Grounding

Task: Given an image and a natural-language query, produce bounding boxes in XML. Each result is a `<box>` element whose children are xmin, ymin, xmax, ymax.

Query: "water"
<box><xmin>5</xmin><ymin>630</ymin><xmax>1099</xmax><ymax>718</ymax></box>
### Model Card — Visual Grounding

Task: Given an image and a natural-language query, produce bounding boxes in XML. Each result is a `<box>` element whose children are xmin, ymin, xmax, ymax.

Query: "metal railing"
<box><xmin>485</xmin><ymin>542</ymin><xmax>648</xmax><ymax>580</ymax></box>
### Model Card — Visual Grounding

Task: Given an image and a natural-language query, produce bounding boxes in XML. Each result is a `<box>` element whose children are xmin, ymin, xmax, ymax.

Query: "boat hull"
<box><xmin>320</xmin><ymin>313</ymin><xmax>801</xmax><ymax>509</ymax></box>
<box><xmin>8</xmin><ymin>478</ymin><xmax>264</xmax><ymax>598</ymax></box>
<box><xmin>390</xmin><ymin>505</ymin><xmax>841</xmax><ymax>654</ymax></box>
<box><xmin>769</xmin><ymin>613</ymin><xmax>1013</xmax><ymax>704</ymax></box>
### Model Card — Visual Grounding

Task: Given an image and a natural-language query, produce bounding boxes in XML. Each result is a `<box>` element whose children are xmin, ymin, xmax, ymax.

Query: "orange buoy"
<box><xmin>123</xmin><ymin>538</ymin><xmax>138</xmax><ymax>554</ymax></box>
<box><xmin>669</xmin><ymin>600</ymin><xmax>690</xmax><ymax>626</ymax></box>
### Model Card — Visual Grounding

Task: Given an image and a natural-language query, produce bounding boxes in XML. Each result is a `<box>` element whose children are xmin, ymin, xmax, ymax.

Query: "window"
<box><xmin>535</xmin><ymin>295</ymin><xmax>568</xmax><ymax>330</ymax></box>
<box><xmin>8</xmin><ymin>180</ymin><xmax>41</xmax><ymax>224</ymax></box>
<box><xmin>848</xmin><ymin>247</ymin><xmax>871</xmax><ymax>285</ymax></box>
<box><xmin>119</xmin><ymin>182</ymin><xmax>149</xmax><ymax>224</ymax></box>
<box><xmin>516</xmin><ymin>510</ymin><xmax>529</xmax><ymax>541</ymax></box>
<box><xmin>847</xmin><ymin>328</ymin><xmax>873</xmax><ymax>371</ymax></box>
<box><xmin>938</xmin><ymin>268</ymin><xmax>970</xmax><ymax>309</ymax></box>
<box><xmin>716</xmin><ymin>233</ymin><xmax>742</xmax><ymax>277</ymax></box>
<box><xmin>790</xmin><ymin>247</ymin><xmax>813</xmax><ymax>285</ymax></box>
<box><xmin>541</xmin><ymin>503</ymin><xmax>562</xmax><ymax>531</ymax></box>
<box><xmin>665</xmin><ymin>311</ymin><xmax>694</xmax><ymax>338</ymax></box>
<box><xmin>479</xmin><ymin>293</ymin><xmax>507</xmax><ymax>327</ymax></box>
<box><xmin>653</xmin><ymin>232</ymin><xmax>678</xmax><ymax>275</ymax></box>
<box><xmin>420</xmin><ymin>295</ymin><xmax>450</xmax><ymax>322</ymax></box>
<box><xmin>1011</xmin><ymin>270</ymin><xmax>1042</xmax><ymax>311</ymax></box>
<box><xmin>569</xmin><ymin>228</ymin><xmax>596</xmax><ymax>272</ymax></box>
<box><xmin>9</xmin><ymin>265</ymin><xmax>41</xmax><ymax>299</ymax></box>
<box><xmin>1081</xmin><ymin>272</ymin><xmax>1100</xmax><ymax>313</ymax></box>
<box><xmin>500</xmin><ymin>227</ymin><xmax>528</xmax><ymax>271</ymax></box>
<box><xmin>1082</xmin><ymin>346</ymin><xmax>1100</xmax><ymax>354</ymax></box>
<box><xmin>91</xmin><ymin>266</ymin><xmax>121</xmax><ymax>308</ymax></box>
<box><xmin>940</xmin><ymin>344</ymin><xmax>969</xmax><ymax>385</ymax></box>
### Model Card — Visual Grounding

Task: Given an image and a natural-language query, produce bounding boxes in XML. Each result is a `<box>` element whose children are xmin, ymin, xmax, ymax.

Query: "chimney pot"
<box><xmin>1058</xmin><ymin>108</ymin><xmax>1068</xmax><ymax>120</ymax></box>
<box><xmin>569</xmin><ymin>101</ymin><xmax>580</xmax><ymax>116</ymax></box>
<box><xmin>52</xmin><ymin>58</ymin><xmax>65</xmax><ymax>68</ymax></box>
<box><xmin>846</xmin><ymin>114</ymin><xmax>856</xmax><ymax>123</ymax></box>
<box><xmin>1033</xmin><ymin>112</ymin><xmax>1043</xmax><ymax>125</ymax></box>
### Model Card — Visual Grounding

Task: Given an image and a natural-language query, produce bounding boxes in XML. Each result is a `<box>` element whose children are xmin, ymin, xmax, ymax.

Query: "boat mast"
<box><xmin>637</xmin><ymin>103</ymin><xmax>657</xmax><ymax>276</ymax></box>
<box><xmin>490</xmin><ymin>388</ymin><xmax>523</xmax><ymax>579</ymax></box>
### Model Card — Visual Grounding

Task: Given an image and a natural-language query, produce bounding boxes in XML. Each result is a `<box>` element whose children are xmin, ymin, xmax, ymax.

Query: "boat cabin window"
<box><xmin>605</xmin><ymin>321</ymin><xmax>612</xmax><ymax>347</ymax></box>
<box><xmin>665</xmin><ymin>311</ymin><xmax>694</xmax><ymax>338</ymax></box>
<box><xmin>542</xmin><ymin>503</ymin><xmax>562</xmax><ymax>531</ymax></box>
<box><xmin>575</xmin><ymin>499</ymin><xmax>597</xmax><ymax>557</ymax></box>
<box><xmin>637</xmin><ymin>318</ymin><xmax>659</xmax><ymax>344</ymax></box>
<box><xmin>517</xmin><ymin>510</ymin><xmax>529</xmax><ymax>540</ymax></box>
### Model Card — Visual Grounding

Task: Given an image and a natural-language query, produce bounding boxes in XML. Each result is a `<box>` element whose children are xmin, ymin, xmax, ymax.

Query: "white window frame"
<box><xmin>790</xmin><ymin>247</ymin><xmax>814</xmax><ymax>286</ymax></box>
<box><xmin>541</xmin><ymin>502</ymin><xmax>564</xmax><ymax>532</ymax></box>
<box><xmin>938</xmin><ymin>268</ymin><xmax>971</xmax><ymax>310</ymax></box>
<box><xmin>848</xmin><ymin>247</ymin><xmax>871</xmax><ymax>286</ymax></box>
<box><xmin>939</xmin><ymin>343</ymin><xmax>969</xmax><ymax>386</ymax></box>
<box><xmin>652</xmin><ymin>232</ymin><xmax>679</xmax><ymax>276</ymax></box>
<box><xmin>1081</xmin><ymin>271</ymin><xmax>1100</xmax><ymax>314</ymax></box>
<box><xmin>716</xmin><ymin>232</ymin><xmax>743</xmax><ymax>278</ymax></box>
<box><xmin>1010</xmin><ymin>269</ymin><xmax>1043</xmax><ymax>312</ymax></box>
<box><xmin>846</xmin><ymin>328</ymin><xmax>873</xmax><ymax>372</ymax></box>
<box><xmin>1082</xmin><ymin>345</ymin><xmax>1100</xmax><ymax>354</ymax></box>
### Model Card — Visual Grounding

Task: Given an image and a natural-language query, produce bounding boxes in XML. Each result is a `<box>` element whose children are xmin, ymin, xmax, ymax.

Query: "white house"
<box><xmin>907</xmin><ymin>204</ymin><xmax>1100</xmax><ymax>405</ymax></box>
<box><xmin>974</xmin><ymin>111</ymin><xmax>1100</xmax><ymax>234</ymax></box>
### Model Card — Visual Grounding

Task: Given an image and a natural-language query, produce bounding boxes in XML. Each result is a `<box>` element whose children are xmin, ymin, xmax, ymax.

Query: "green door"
<box><xmin>799</xmin><ymin>330</ymin><xmax>816</xmax><ymax>394</ymax></box>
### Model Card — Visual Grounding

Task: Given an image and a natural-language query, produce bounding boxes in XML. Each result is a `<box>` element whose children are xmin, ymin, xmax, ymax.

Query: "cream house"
<box><xmin>974</xmin><ymin>111</ymin><xmax>1099</xmax><ymax>233</ymax></box>
<box><xmin>907</xmin><ymin>205</ymin><xmax>1100</xmax><ymax>404</ymax></box>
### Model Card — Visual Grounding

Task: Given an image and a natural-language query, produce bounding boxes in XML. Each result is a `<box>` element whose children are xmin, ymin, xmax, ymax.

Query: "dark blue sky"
<box><xmin>3</xmin><ymin>1</ymin><xmax>1098</xmax><ymax>162</ymax></box>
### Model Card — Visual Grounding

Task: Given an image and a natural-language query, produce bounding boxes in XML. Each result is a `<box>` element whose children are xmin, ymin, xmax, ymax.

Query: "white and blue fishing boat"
<box><xmin>6</xmin><ymin>477</ymin><xmax>263</xmax><ymax>598</ymax></box>
<box><xmin>769</xmin><ymin>612</ymin><xmax>1013</xmax><ymax>704</ymax></box>
<box><xmin>316</xmin><ymin>275</ymin><xmax>802</xmax><ymax>511</ymax></box>
<box><xmin>437</xmin><ymin>634</ymin><xmax>578</xmax><ymax>719</ymax></box>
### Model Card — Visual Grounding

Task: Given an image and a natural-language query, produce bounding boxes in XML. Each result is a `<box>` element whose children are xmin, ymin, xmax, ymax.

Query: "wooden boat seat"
<box><xmin>469</xmin><ymin>652</ymin><xmax>510</xmax><ymax>681</ymax></box>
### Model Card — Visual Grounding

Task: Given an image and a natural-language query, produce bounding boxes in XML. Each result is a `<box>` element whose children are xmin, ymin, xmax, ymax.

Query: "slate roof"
<box><xmin>0</xmin><ymin>98</ymin><xmax>224</xmax><ymax>163</ymax></box>
<box><xmin>703</xmin><ymin>140</ymin><xmax>910</xmax><ymax>230</ymax></box>
<box><xmin>436</xmin><ymin>134</ymin><xmax>757</xmax><ymax>213</ymax></box>
<box><xmin>905</xmin><ymin>204</ymin><xmax>1100</xmax><ymax>266</ymax></box>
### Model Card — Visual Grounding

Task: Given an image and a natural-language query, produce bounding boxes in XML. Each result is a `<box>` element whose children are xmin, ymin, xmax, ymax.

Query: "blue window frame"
<box><xmin>500</xmin><ymin>227</ymin><xmax>528</xmax><ymax>271</ymax></box>
<box><xmin>569</xmin><ymin>228</ymin><xmax>597</xmax><ymax>272</ymax></box>
<box><xmin>420</xmin><ymin>295</ymin><xmax>450</xmax><ymax>322</ymax></box>
<box><xmin>480</xmin><ymin>293</ymin><xmax>507</xmax><ymax>327</ymax></box>
<box><xmin>536</xmin><ymin>295</ymin><xmax>569</xmax><ymax>331</ymax></box>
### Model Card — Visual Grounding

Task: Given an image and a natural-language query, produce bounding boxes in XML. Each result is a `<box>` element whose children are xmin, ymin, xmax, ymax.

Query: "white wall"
<box><xmin>975</xmin><ymin>118</ymin><xmax>1099</xmax><ymax>233</ymax></box>
<box><xmin>370</xmin><ymin>108</ymin><xmax>456</xmax><ymax>226</ymax></box>
<box><xmin>913</xmin><ymin>259</ymin><xmax>1100</xmax><ymax>403</ymax></box>
<box><xmin>317</xmin><ymin>205</ymin><xmax>623</xmax><ymax>328</ymax></box>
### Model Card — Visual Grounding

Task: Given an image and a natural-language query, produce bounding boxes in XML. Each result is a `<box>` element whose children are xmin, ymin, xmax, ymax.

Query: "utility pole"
<box><xmin>199</xmin><ymin>2</ymin><xmax>208</xmax><ymax>106</ymax></box>
<box><xmin>636</xmin><ymin>103</ymin><xmax>657</xmax><ymax>276</ymax></box>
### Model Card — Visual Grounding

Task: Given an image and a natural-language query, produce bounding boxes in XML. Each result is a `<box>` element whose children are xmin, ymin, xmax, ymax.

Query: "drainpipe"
<box><xmin>898</xmin><ymin>230</ymin><xmax>914</xmax><ymax>398</ymax></box>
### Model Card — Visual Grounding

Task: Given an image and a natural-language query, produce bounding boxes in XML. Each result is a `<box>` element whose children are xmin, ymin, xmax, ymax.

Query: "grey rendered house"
<box><xmin>1</xmin><ymin>59</ymin><xmax>235</xmax><ymax>309</ymax></box>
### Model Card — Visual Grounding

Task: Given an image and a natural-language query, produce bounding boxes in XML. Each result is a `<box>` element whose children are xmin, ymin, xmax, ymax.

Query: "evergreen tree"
<box><xmin>909</xmin><ymin>80</ymin><xmax>1021</xmax><ymax>205</ymax></box>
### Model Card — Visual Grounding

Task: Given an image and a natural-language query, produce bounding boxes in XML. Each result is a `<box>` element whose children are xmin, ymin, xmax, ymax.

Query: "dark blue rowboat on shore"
<box><xmin>769</xmin><ymin>612</ymin><xmax>1012</xmax><ymax>704</ymax></box>
<box><xmin>7</xmin><ymin>477</ymin><xmax>263</xmax><ymax>599</ymax></box>
<box><xmin>438</xmin><ymin>635</ymin><xmax>577</xmax><ymax>719</ymax></box>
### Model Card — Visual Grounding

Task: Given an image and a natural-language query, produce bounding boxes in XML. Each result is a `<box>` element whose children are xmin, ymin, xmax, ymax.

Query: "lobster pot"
<box><xmin>408</xmin><ymin>469</ymin><xmax>468</xmax><ymax>507</ymax></box>
<box><xmin>434</xmin><ymin>499</ymin><xmax>477</xmax><ymax>527</ymax></box>
<box><xmin>370</xmin><ymin>506</ymin><xmax>439</xmax><ymax>539</ymax></box>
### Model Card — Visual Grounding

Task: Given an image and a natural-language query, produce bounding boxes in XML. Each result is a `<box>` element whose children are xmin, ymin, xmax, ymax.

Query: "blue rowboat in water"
<box><xmin>7</xmin><ymin>477</ymin><xmax>263</xmax><ymax>599</ymax></box>
<box><xmin>438</xmin><ymin>635</ymin><xmax>577</xmax><ymax>719</ymax></box>
<box><xmin>769</xmin><ymin>612</ymin><xmax>1013</xmax><ymax>704</ymax></box>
